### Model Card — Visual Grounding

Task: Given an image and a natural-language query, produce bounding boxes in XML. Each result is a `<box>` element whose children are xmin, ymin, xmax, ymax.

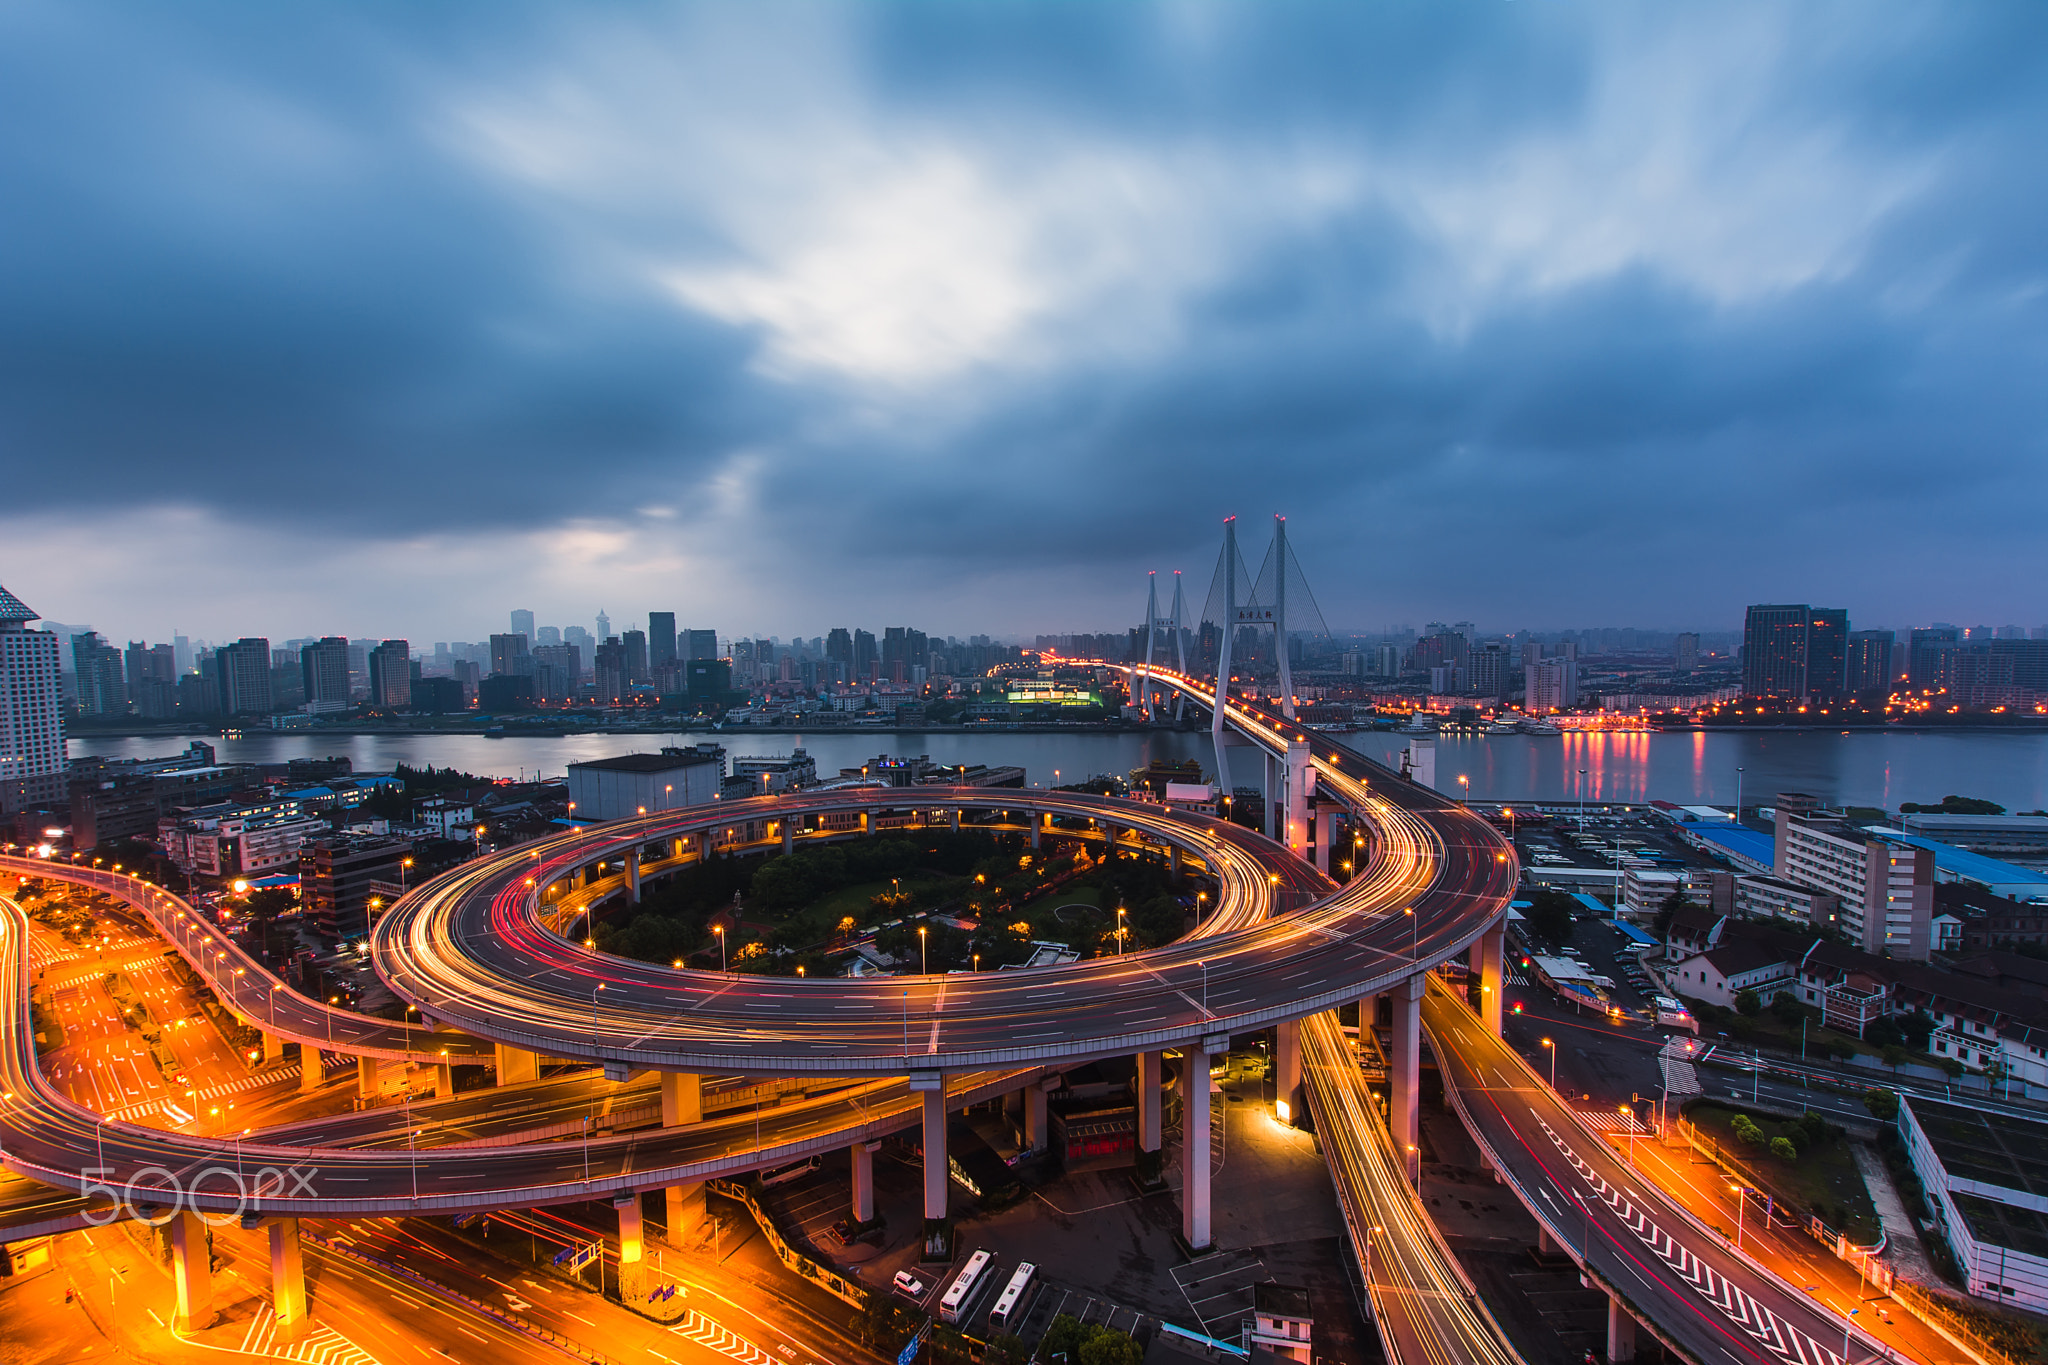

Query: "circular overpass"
<box><xmin>371</xmin><ymin>759</ymin><xmax>1515</xmax><ymax>1077</ymax></box>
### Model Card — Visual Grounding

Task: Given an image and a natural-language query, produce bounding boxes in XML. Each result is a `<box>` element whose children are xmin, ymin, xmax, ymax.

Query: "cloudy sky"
<box><xmin>4</xmin><ymin>1</ymin><xmax>2043</xmax><ymax>645</ymax></box>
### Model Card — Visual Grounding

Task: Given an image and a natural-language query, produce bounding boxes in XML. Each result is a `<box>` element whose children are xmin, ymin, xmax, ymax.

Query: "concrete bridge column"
<box><xmin>433</xmin><ymin>1061</ymin><xmax>455</xmax><ymax>1098</ymax></box>
<box><xmin>1263</xmin><ymin>752</ymin><xmax>1280</xmax><ymax>841</ymax></box>
<box><xmin>1031</xmin><ymin>815</ymin><xmax>1043</xmax><ymax>850</ymax></box>
<box><xmin>1389</xmin><ymin>973</ymin><xmax>1424</xmax><ymax>1182</ymax></box>
<box><xmin>1138</xmin><ymin>1051</ymin><xmax>1162</xmax><ymax>1153</ymax></box>
<box><xmin>1181</xmin><ymin>1034</ymin><xmax>1227</xmax><ymax>1253</ymax></box>
<box><xmin>356</xmin><ymin>1055</ymin><xmax>377</xmax><ymax>1099</ymax></box>
<box><xmin>913</xmin><ymin>1074</ymin><xmax>948</xmax><ymax>1224</ymax></box>
<box><xmin>1025</xmin><ymin>1080</ymin><xmax>1049</xmax><ymax>1153</ymax></box>
<box><xmin>261</xmin><ymin>1030</ymin><xmax>283</xmax><ymax>1065</ymax></box>
<box><xmin>495</xmin><ymin>1044</ymin><xmax>539</xmax><ymax>1086</ymax></box>
<box><xmin>1170</xmin><ymin>846</ymin><xmax>1182</xmax><ymax>880</ymax></box>
<box><xmin>1607</xmin><ymin>1292</ymin><xmax>1638</xmax><ymax>1363</ymax></box>
<box><xmin>697</xmin><ymin>832</ymin><xmax>709</xmax><ymax>861</ymax></box>
<box><xmin>1357</xmin><ymin>994</ymin><xmax>1379</xmax><ymax>1032</ymax></box>
<box><xmin>625</xmin><ymin>849</ymin><xmax>641</xmax><ymax>906</ymax></box>
<box><xmin>1273</xmin><ymin>1021</ymin><xmax>1301</xmax><ymax>1125</ymax></box>
<box><xmin>1284</xmin><ymin>741</ymin><xmax>1312</xmax><ymax>862</ymax></box>
<box><xmin>852</xmin><ymin>1140</ymin><xmax>880</xmax><ymax>1223</ymax></box>
<box><xmin>615</xmin><ymin>1193</ymin><xmax>649</xmax><ymax>1303</ymax></box>
<box><xmin>1477</xmin><ymin>920</ymin><xmax>1506</xmax><ymax>1035</ymax></box>
<box><xmin>781</xmin><ymin>821</ymin><xmax>794</xmax><ymax>854</ymax></box>
<box><xmin>299</xmin><ymin>1045</ymin><xmax>322</xmax><ymax>1093</ymax></box>
<box><xmin>263</xmin><ymin>1217</ymin><xmax>308</xmax><ymax>1343</ymax></box>
<box><xmin>862</xmin><ymin>809</ymin><xmax>874</xmax><ymax>834</ymax></box>
<box><xmin>167</xmin><ymin>1209</ymin><xmax>214</xmax><ymax>1331</ymax></box>
<box><xmin>948</xmin><ymin>809</ymin><xmax>960</xmax><ymax>833</ymax></box>
<box><xmin>661</xmin><ymin>1072</ymin><xmax>706</xmax><ymax>1244</ymax></box>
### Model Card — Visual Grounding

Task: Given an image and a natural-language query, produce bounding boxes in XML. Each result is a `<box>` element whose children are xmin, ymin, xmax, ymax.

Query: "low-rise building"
<box><xmin>158</xmin><ymin>796</ymin><xmax>328</xmax><ymax>879</ymax></box>
<box><xmin>1775</xmin><ymin>798</ymin><xmax>1935</xmax><ymax>958</ymax></box>
<box><xmin>1249</xmin><ymin>1284</ymin><xmax>1315</xmax><ymax>1365</ymax></box>
<box><xmin>300</xmin><ymin>836</ymin><xmax>412</xmax><ymax>941</ymax></box>
<box><xmin>566</xmin><ymin>748</ymin><xmax>724</xmax><ymax>820</ymax></box>
<box><xmin>1900</xmin><ymin>1096</ymin><xmax>2048</xmax><ymax>1312</ymax></box>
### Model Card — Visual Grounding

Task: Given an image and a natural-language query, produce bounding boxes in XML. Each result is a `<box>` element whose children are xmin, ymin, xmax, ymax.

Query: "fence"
<box><xmin>1888</xmin><ymin>1278</ymin><xmax>2028</xmax><ymax>1365</ymax></box>
<box><xmin>707</xmin><ymin>1177</ymin><xmax>870</xmax><ymax>1310</ymax></box>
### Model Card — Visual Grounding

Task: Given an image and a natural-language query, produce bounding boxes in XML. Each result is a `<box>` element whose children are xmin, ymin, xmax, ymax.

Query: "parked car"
<box><xmin>893</xmin><ymin>1272</ymin><xmax>927</xmax><ymax>1299</ymax></box>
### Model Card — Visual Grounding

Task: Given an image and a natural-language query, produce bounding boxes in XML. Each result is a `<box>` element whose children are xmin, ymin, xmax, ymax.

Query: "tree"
<box><xmin>1881</xmin><ymin>1044</ymin><xmax>1909</xmax><ymax>1072</ymax></box>
<box><xmin>1079</xmin><ymin>1330</ymin><xmax>1144</xmax><ymax>1365</ymax></box>
<box><xmin>1864</xmin><ymin>1088</ymin><xmax>1899</xmax><ymax>1122</ymax></box>
<box><xmin>1040</xmin><ymin>1314</ymin><xmax>1089</xmax><ymax>1365</ymax></box>
<box><xmin>1521</xmin><ymin>889</ymin><xmax>1577</xmax><ymax>949</ymax></box>
<box><xmin>1769</xmin><ymin>994</ymin><xmax>1805</xmax><ymax>1028</ymax></box>
<box><xmin>1653</xmin><ymin>889</ymin><xmax>1689</xmax><ymax>941</ymax></box>
<box><xmin>1769</xmin><ymin>1136</ymin><xmax>1798</xmax><ymax>1161</ymax></box>
<box><xmin>1899</xmin><ymin>795</ymin><xmax>2005</xmax><ymax>816</ymax></box>
<box><xmin>1734</xmin><ymin>989</ymin><xmax>1761</xmax><ymax>1017</ymax></box>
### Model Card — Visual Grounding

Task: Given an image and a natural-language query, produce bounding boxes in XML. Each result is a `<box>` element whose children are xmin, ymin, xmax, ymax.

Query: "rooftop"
<box><xmin>0</xmin><ymin>583</ymin><xmax>37</xmax><ymax>624</ymax></box>
<box><xmin>1691</xmin><ymin>823</ymin><xmax>1777</xmax><ymax>868</ymax></box>
<box><xmin>1907</xmin><ymin>1096</ymin><xmax>2048</xmax><ymax>1203</ymax></box>
<box><xmin>1871</xmin><ymin>830</ymin><xmax>2048</xmax><ymax>893</ymax></box>
<box><xmin>567</xmin><ymin>752</ymin><xmax>721</xmax><ymax>774</ymax></box>
<box><xmin>1253</xmin><ymin>1283</ymin><xmax>1314</xmax><ymax>1320</ymax></box>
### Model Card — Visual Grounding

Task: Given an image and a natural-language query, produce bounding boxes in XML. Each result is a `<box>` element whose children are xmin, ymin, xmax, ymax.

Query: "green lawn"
<box><xmin>1685</xmin><ymin>1101</ymin><xmax>1879</xmax><ymax>1241</ymax></box>
<box><xmin>1014</xmin><ymin>883</ymin><xmax>1102</xmax><ymax>922</ymax></box>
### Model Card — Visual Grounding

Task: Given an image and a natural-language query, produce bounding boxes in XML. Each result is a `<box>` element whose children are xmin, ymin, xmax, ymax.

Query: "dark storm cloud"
<box><xmin>3</xmin><ymin>0</ymin><xmax>2045</xmax><ymax>636</ymax></box>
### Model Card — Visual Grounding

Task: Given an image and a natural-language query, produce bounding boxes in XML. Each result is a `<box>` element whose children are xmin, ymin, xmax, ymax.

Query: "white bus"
<box><xmin>1651</xmin><ymin>996</ymin><xmax>1697</xmax><ymax>1033</ymax></box>
<box><xmin>988</xmin><ymin>1262</ymin><xmax>1037</xmax><ymax>1331</ymax></box>
<box><xmin>939</xmin><ymin>1249</ymin><xmax>994</xmax><ymax>1325</ymax></box>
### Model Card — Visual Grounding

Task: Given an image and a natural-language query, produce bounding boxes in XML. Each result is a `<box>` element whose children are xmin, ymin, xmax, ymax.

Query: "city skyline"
<box><xmin>4</xmin><ymin>4</ymin><xmax>2045</xmax><ymax>638</ymax></box>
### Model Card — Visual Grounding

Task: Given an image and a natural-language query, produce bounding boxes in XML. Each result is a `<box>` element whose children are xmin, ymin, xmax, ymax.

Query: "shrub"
<box><xmin>1864</xmin><ymin>1089</ymin><xmax>1899</xmax><ymax>1122</ymax></box>
<box><xmin>1770</xmin><ymin>1136</ymin><xmax>1798</xmax><ymax>1161</ymax></box>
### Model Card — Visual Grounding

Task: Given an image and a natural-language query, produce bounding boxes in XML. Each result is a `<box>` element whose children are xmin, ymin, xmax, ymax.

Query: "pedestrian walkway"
<box><xmin>1659</xmin><ymin>1036</ymin><xmax>1702</xmax><ymax>1101</ymax></box>
<box><xmin>236</xmin><ymin>1304</ymin><xmax>380</xmax><ymax>1364</ymax></box>
<box><xmin>1848</xmin><ymin>1142</ymin><xmax>1941</xmax><ymax>1290</ymax></box>
<box><xmin>1572</xmin><ymin>1103</ymin><xmax>1652</xmax><ymax>1134</ymax></box>
<box><xmin>671</xmin><ymin>1309</ymin><xmax>779</xmax><ymax>1365</ymax></box>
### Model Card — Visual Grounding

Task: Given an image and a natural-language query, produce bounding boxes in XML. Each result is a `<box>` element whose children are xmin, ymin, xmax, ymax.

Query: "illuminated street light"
<box><xmin>918</xmin><ymin>924</ymin><xmax>928</xmax><ymax>975</ymax></box>
<box><xmin>714</xmin><ymin>924</ymin><xmax>727</xmax><ymax>974</ymax></box>
<box><xmin>1541</xmin><ymin>1037</ymin><xmax>1556</xmax><ymax>1089</ymax></box>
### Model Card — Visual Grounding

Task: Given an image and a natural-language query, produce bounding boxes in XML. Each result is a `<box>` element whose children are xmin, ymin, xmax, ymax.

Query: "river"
<box><xmin>63</xmin><ymin>727</ymin><xmax>2048</xmax><ymax>812</ymax></box>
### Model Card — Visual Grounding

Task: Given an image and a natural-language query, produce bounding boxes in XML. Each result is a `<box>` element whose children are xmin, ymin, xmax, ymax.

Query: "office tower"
<box><xmin>594</xmin><ymin>638</ymin><xmax>627</xmax><ymax>704</ymax></box>
<box><xmin>126</xmin><ymin>641</ymin><xmax>178</xmax><ymax>719</ymax></box>
<box><xmin>510</xmin><ymin>609</ymin><xmax>535</xmax><ymax>641</ymax></box>
<box><xmin>70</xmin><ymin>631</ymin><xmax>126</xmax><ymax>715</ymax></box>
<box><xmin>1908</xmin><ymin>626</ymin><xmax>1960</xmax><ymax>691</ymax></box>
<box><xmin>369</xmin><ymin>640</ymin><xmax>412</xmax><ymax>710</ymax></box>
<box><xmin>213</xmin><ymin>637</ymin><xmax>274</xmax><ymax>716</ymax></box>
<box><xmin>648</xmin><ymin>612</ymin><xmax>676</xmax><ymax>669</ymax></box>
<box><xmin>1806</xmin><ymin>609</ymin><xmax>1849</xmax><ymax>700</ymax></box>
<box><xmin>595</xmin><ymin>609</ymin><xmax>611</xmax><ymax>641</ymax></box>
<box><xmin>172</xmin><ymin>634</ymin><xmax>193</xmax><ymax>675</ymax></box>
<box><xmin>853</xmin><ymin>629</ymin><xmax>877</xmax><ymax>681</ymax></box>
<box><xmin>826</xmin><ymin>628</ymin><xmax>852</xmax><ymax>668</ymax></box>
<box><xmin>301</xmin><ymin>638</ymin><xmax>350</xmax><ymax>712</ymax></box>
<box><xmin>1674</xmin><ymin>633</ymin><xmax>1699</xmax><ymax>672</ymax></box>
<box><xmin>1742</xmin><ymin>606</ymin><xmax>1805</xmax><ymax>699</ymax></box>
<box><xmin>1467</xmin><ymin>641</ymin><xmax>1511</xmax><ymax>699</ymax></box>
<box><xmin>1846</xmin><ymin>630</ymin><xmax>1895</xmax><ymax>694</ymax></box>
<box><xmin>533</xmin><ymin>644</ymin><xmax>580</xmax><ymax>703</ymax></box>
<box><xmin>622</xmin><ymin>629</ymin><xmax>648</xmax><ymax>683</ymax></box>
<box><xmin>682</xmin><ymin>628</ymin><xmax>718</xmax><ymax>662</ymax></box>
<box><xmin>536</xmin><ymin>625</ymin><xmax>561</xmax><ymax>647</ymax></box>
<box><xmin>1411</xmin><ymin>625</ymin><xmax>1468</xmax><ymax>675</ymax></box>
<box><xmin>0</xmin><ymin>583</ymin><xmax>66</xmax><ymax>814</ymax></box>
<box><xmin>489</xmin><ymin>633</ymin><xmax>531</xmax><ymax>677</ymax></box>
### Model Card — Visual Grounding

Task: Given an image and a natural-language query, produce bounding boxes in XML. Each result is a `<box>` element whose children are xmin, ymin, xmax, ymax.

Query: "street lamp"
<box><xmin>1578</xmin><ymin>769</ymin><xmax>1588</xmax><ymax>830</ymax></box>
<box><xmin>1457</xmin><ymin>775</ymin><xmax>1469</xmax><ymax>804</ymax></box>
<box><xmin>1620</xmin><ymin>1104</ymin><xmax>1637</xmax><ymax>1166</ymax></box>
<box><xmin>1541</xmin><ymin>1037</ymin><xmax>1557</xmax><ymax>1089</ymax></box>
<box><xmin>1843</xmin><ymin>1307</ymin><xmax>1859</xmax><ymax>1364</ymax></box>
<box><xmin>1735</xmin><ymin>766</ymin><xmax>1745</xmax><ymax>826</ymax></box>
<box><xmin>1364</xmin><ymin>1225</ymin><xmax>1382</xmax><ymax>1296</ymax></box>
<box><xmin>918</xmin><ymin>925</ymin><xmax>928</xmax><ymax>975</ymax></box>
<box><xmin>1116</xmin><ymin>906</ymin><xmax>1127</xmax><ymax>955</ymax></box>
<box><xmin>714</xmin><ymin>924</ymin><xmax>727</xmax><ymax>973</ymax></box>
<box><xmin>1404</xmin><ymin>906</ymin><xmax>1417</xmax><ymax>961</ymax></box>
<box><xmin>1730</xmin><ymin>1183</ymin><xmax>1748</xmax><ymax>1251</ymax></box>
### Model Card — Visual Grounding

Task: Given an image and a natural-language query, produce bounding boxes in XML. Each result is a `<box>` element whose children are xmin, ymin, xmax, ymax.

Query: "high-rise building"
<box><xmin>826</xmin><ymin>628</ymin><xmax>852</xmax><ymax>668</ymax></box>
<box><xmin>622</xmin><ymin>629</ymin><xmax>648</xmax><ymax>683</ymax></box>
<box><xmin>213</xmin><ymin>638</ymin><xmax>274</xmax><ymax>716</ymax></box>
<box><xmin>1909</xmin><ymin>627</ymin><xmax>1960</xmax><ymax>691</ymax></box>
<box><xmin>533</xmin><ymin>644</ymin><xmax>581</xmax><ymax>703</ymax></box>
<box><xmin>489</xmin><ymin>633</ymin><xmax>531</xmax><ymax>677</ymax></box>
<box><xmin>853</xmin><ymin>629</ymin><xmax>877</xmax><ymax>681</ymax></box>
<box><xmin>127</xmin><ymin>641</ymin><xmax>178</xmax><ymax>719</ymax></box>
<box><xmin>0</xmin><ymin>583</ymin><xmax>66</xmax><ymax>814</ymax></box>
<box><xmin>1674</xmin><ymin>633</ymin><xmax>1699</xmax><ymax>672</ymax></box>
<box><xmin>300</xmin><ymin>638</ymin><xmax>351</xmax><ymax>712</ymax></box>
<box><xmin>1846</xmin><ymin>630</ymin><xmax>1896</xmax><ymax>695</ymax></box>
<box><xmin>595</xmin><ymin>610</ymin><xmax>611</xmax><ymax>642</ymax></box>
<box><xmin>593</xmin><ymin>638</ymin><xmax>626</xmax><ymax>704</ymax></box>
<box><xmin>536</xmin><ymin>625</ymin><xmax>562</xmax><ymax>647</ymax></box>
<box><xmin>1741</xmin><ymin>604</ymin><xmax>1811</xmax><ymax>700</ymax></box>
<box><xmin>369</xmin><ymin>640</ymin><xmax>412</xmax><ymax>710</ymax></box>
<box><xmin>648</xmin><ymin>612</ymin><xmax>676</xmax><ymax>669</ymax></box>
<box><xmin>1525</xmin><ymin>658</ymin><xmax>1578</xmax><ymax>713</ymax></box>
<box><xmin>510</xmin><ymin>609</ymin><xmax>535</xmax><ymax>641</ymax></box>
<box><xmin>683</xmin><ymin>628</ymin><xmax>718</xmax><ymax>662</ymax></box>
<box><xmin>1774</xmin><ymin>799</ymin><xmax>1934</xmax><ymax>959</ymax></box>
<box><xmin>563</xmin><ymin>626</ymin><xmax>594</xmax><ymax>679</ymax></box>
<box><xmin>1467</xmin><ymin>641</ymin><xmax>1511</xmax><ymax>699</ymax></box>
<box><xmin>70</xmin><ymin>631</ymin><xmax>126</xmax><ymax>715</ymax></box>
<box><xmin>1807</xmin><ymin>609</ymin><xmax>1849</xmax><ymax>700</ymax></box>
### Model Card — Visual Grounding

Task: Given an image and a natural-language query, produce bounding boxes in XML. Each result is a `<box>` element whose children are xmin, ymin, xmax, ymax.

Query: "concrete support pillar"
<box><xmin>697</xmin><ymin>832</ymin><xmax>709</xmax><ymax>861</ymax></box>
<box><xmin>356</xmin><ymin>1055</ymin><xmax>377</xmax><ymax>1099</ymax></box>
<box><xmin>1607</xmin><ymin>1293</ymin><xmax>1638</xmax><ymax>1363</ymax></box>
<box><xmin>300</xmin><ymin>1046</ymin><xmax>322</xmax><ymax>1093</ymax></box>
<box><xmin>1181</xmin><ymin>1036</ymin><xmax>1225</xmax><ymax>1253</ymax></box>
<box><xmin>1025</xmin><ymin>1081</ymin><xmax>1048</xmax><ymax>1153</ymax></box>
<box><xmin>495</xmin><ymin>1044</ymin><xmax>539</xmax><ymax>1086</ymax></box>
<box><xmin>433</xmin><ymin>1062</ymin><xmax>454</xmax><ymax>1098</ymax></box>
<box><xmin>660</xmin><ymin>1071</ymin><xmax>703</xmax><ymax>1126</ymax></box>
<box><xmin>1033</xmin><ymin>813</ymin><xmax>1046</xmax><ymax>850</ymax></box>
<box><xmin>268</xmin><ymin>1218</ymin><xmax>308</xmax><ymax>1343</ymax></box>
<box><xmin>781</xmin><ymin>820</ymin><xmax>794</xmax><ymax>854</ymax></box>
<box><xmin>915</xmin><ymin>1076</ymin><xmax>948</xmax><ymax>1223</ymax></box>
<box><xmin>1537</xmin><ymin>1224</ymin><xmax>1557</xmax><ymax>1257</ymax></box>
<box><xmin>1390</xmin><ymin>973</ymin><xmax>1423</xmax><ymax>1181</ymax></box>
<box><xmin>1262</xmin><ymin>752</ymin><xmax>1279</xmax><ymax>841</ymax></box>
<box><xmin>852</xmin><ymin>1141</ymin><xmax>879</xmax><ymax>1223</ymax></box>
<box><xmin>168</xmin><ymin>1209</ymin><xmax>213</xmax><ymax>1331</ymax></box>
<box><xmin>1313</xmin><ymin>806</ymin><xmax>1332</xmax><ymax>877</ymax></box>
<box><xmin>1283</xmin><ymin>741</ymin><xmax>1312</xmax><ymax>862</ymax></box>
<box><xmin>1138</xmin><ymin>1052</ymin><xmax>1163</xmax><ymax>1153</ymax></box>
<box><xmin>1478</xmin><ymin>919</ymin><xmax>1506</xmax><ymax>1035</ymax></box>
<box><xmin>261</xmin><ymin>1030</ymin><xmax>283</xmax><ymax>1065</ymax></box>
<box><xmin>615</xmin><ymin>1193</ymin><xmax>644</xmax><ymax>1266</ymax></box>
<box><xmin>1273</xmin><ymin>1021</ymin><xmax>1302</xmax><ymax>1125</ymax></box>
<box><xmin>861</xmin><ymin>810</ymin><xmax>873</xmax><ymax>834</ymax></box>
<box><xmin>664</xmin><ymin>1184</ymin><xmax>706</xmax><ymax>1245</ymax></box>
<box><xmin>625</xmin><ymin>849</ymin><xmax>641</xmax><ymax>906</ymax></box>
<box><xmin>1170</xmin><ymin>845</ymin><xmax>1182</xmax><ymax>880</ymax></box>
<box><xmin>1358</xmin><ymin>994</ymin><xmax>1379</xmax><ymax>1032</ymax></box>
<box><xmin>948</xmin><ymin>809</ymin><xmax>960</xmax><ymax>833</ymax></box>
